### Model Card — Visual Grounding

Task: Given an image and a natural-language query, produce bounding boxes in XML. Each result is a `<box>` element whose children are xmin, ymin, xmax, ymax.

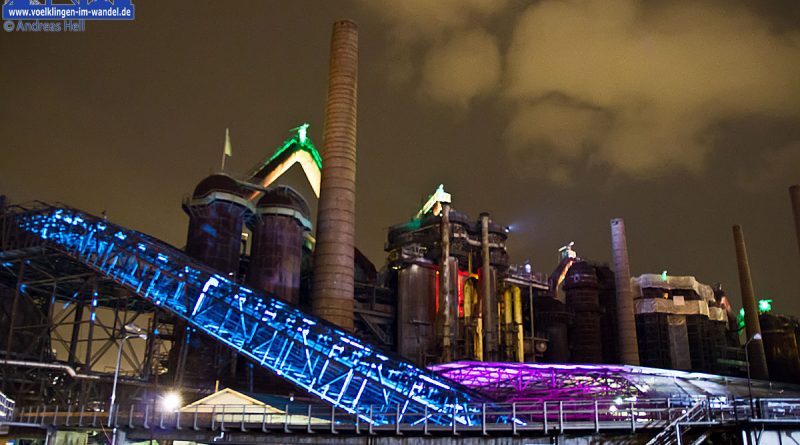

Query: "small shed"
<box><xmin>180</xmin><ymin>388</ymin><xmax>326</xmax><ymax>425</ymax></box>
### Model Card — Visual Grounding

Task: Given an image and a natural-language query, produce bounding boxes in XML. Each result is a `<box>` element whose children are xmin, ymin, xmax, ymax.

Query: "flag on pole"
<box><xmin>221</xmin><ymin>128</ymin><xmax>232</xmax><ymax>171</ymax></box>
<box><xmin>224</xmin><ymin>128</ymin><xmax>233</xmax><ymax>157</ymax></box>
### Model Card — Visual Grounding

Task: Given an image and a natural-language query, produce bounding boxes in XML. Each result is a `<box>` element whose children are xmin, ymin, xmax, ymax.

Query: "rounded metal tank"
<box><xmin>534</xmin><ymin>295</ymin><xmax>570</xmax><ymax>363</ymax></box>
<box><xmin>183</xmin><ymin>174</ymin><xmax>252</xmax><ymax>277</ymax></box>
<box><xmin>595</xmin><ymin>265</ymin><xmax>620</xmax><ymax>364</ymax></box>
<box><xmin>760</xmin><ymin>314</ymin><xmax>800</xmax><ymax>384</ymax></box>
<box><xmin>247</xmin><ymin>186</ymin><xmax>311</xmax><ymax>305</ymax></box>
<box><xmin>563</xmin><ymin>260</ymin><xmax>603</xmax><ymax>363</ymax></box>
<box><xmin>178</xmin><ymin>173</ymin><xmax>252</xmax><ymax>387</ymax></box>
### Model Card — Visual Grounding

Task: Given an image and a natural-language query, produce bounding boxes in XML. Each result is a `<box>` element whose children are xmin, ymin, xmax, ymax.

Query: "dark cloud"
<box><xmin>360</xmin><ymin>0</ymin><xmax>800</xmax><ymax>180</ymax></box>
<box><xmin>420</xmin><ymin>27</ymin><xmax>501</xmax><ymax>108</ymax></box>
<box><xmin>507</xmin><ymin>0</ymin><xmax>799</xmax><ymax>178</ymax></box>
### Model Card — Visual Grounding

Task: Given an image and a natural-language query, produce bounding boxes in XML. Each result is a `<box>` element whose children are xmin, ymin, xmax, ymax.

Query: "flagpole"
<box><xmin>221</xmin><ymin>128</ymin><xmax>231</xmax><ymax>171</ymax></box>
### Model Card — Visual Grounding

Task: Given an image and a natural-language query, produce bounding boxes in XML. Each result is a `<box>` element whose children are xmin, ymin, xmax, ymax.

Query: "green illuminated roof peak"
<box><xmin>415</xmin><ymin>184</ymin><xmax>452</xmax><ymax>219</ymax></box>
<box><xmin>267</xmin><ymin>123</ymin><xmax>322</xmax><ymax>170</ymax></box>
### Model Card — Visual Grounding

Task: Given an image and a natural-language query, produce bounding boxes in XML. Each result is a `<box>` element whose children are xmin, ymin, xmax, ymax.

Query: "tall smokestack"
<box><xmin>481</xmin><ymin>213</ymin><xmax>498</xmax><ymax>361</ymax></box>
<box><xmin>733</xmin><ymin>225</ymin><xmax>769</xmax><ymax>380</ymax></box>
<box><xmin>791</xmin><ymin>185</ymin><xmax>800</xmax><ymax>259</ymax></box>
<box><xmin>312</xmin><ymin>20</ymin><xmax>358</xmax><ymax>330</ymax></box>
<box><xmin>610</xmin><ymin>218</ymin><xmax>639</xmax><ymax>365</ymax></box>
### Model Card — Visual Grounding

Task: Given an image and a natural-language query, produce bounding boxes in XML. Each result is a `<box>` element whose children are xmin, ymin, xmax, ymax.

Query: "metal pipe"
<box><xmin>791</xmin><ymin>185</ymin><xmax>800</xmax><ymax>260</ymax></box>
<box><xmin>438</xmin><ymin>203</ymin><xmax>453</xmax><ymax>362</ymax></box>
<box><xmin>0</xmin><ymin>360</ymin><xmax>100</xmax><ymax>379</ymax></box>
<box><xmin>464</xmin><ymin>280</ymin><xmax>483</xmax><ymax>361</ymax></box>
<box><xmin>109</xmin><ymin>336</ymin><xmax>128</xmax><ymax>428</ymax></box>
<box><xmin>528</xmin><ymin>283</ymin><xmax>535</xmax><ymax>363</ymax></box>
<box><xmin>5</xmin><ymin>261</ymin><xmax>23</xmax><ymax>359</ymax></box>
<box><xmin>84</xmin><ymin>282</ymin><xmax>96</xmax><ymax>369</ymax></box>
<box><xmin>142</xmin><ymin>311</ymin><xmax>158</xmax><ymax>379</ymax></box>
<box><xmin>474</xmin><ymin>317</ymin><xmax>484</xmax><ymax>361</ymax></box>
<box><xmin>512</xmin><ymin>286</ymin><xmax>524</xmax><ymax>362</ymax></box>
<box><xmin>733</xmin><ymin>225</ymin><xmax>769</xmax><ymax>380</ymax></box>
<box><xmin>610</xmin><ymin>218</ymin><xmax>640</xmax><ymax>365</ymax></box>
<box><xmin>67</xmin><ymin>299</ymin><xmax>84</xmax><ymax>365</ymax></box>
<box><xmin>745</xmin><ymin>335</ymin><xmax>755</xmax><ymax>415</ymax></box>
<box><xmin>481</xmin><ymin>213</ymin><xmax>498</xmax><ymax>361</ymax></box>
<box><xmin>312</xmin><ymin>20</ymin><xmax>359</xmax><ymax>330</ymax></box>
<box><xmin>503</xmin><ymin>288</ymin><xmax>513</xmax><ymax>360</ymax></box>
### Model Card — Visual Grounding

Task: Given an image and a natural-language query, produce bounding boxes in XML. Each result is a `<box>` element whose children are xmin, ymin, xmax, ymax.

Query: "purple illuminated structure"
<box><xmin>431</xmin><ymin>362</ymin><xmax>639</xmax><ymax>402</ymax></box>
<box><xmin>430</xmin><ymin>361</ymin><xmax>800</xmax><ymax>403</ymax></box>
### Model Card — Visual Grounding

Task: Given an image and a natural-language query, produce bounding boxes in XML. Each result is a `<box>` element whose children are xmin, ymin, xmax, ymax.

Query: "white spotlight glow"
<box><xmin>160</xmin><ymin>392</ymin><xmax>182</xmax><ymax>412</ymax></box>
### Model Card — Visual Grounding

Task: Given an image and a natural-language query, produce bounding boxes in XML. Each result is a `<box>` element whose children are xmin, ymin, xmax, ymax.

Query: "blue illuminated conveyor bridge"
<box><xmin>12</xmin><ymin>204</ymin><xmax>475</xmax><ymax>426</ymax></box>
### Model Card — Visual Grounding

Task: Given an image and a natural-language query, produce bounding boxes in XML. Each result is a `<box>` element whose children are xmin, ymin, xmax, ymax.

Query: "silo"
<box><xmin>178</xmin><ymin>173</ymin><xmax>252</xmax><ymax>388</ymax></box>
<box><xmin>247</xmin><ymin>186</ymin><xmax>312</xmax><ymax>305</ymax></box>
<box><xmin>564</xmin><ymin>260</ymin><xmax>603</xmax><ymax>363</ymax></box>
<box><xmin>535</xmin><ymin>295</ymin><xmax>570</xmax><ymax>363</ymax></box>
<box><xmin>595</xmin><ymin>265</ymin><xmax>620</xmax><ymax>364</ymax></box>
<box><xmin>183</xmin><ymin>174</ymin><xmax>252</xmax><ymax>276</ymax></box>
<box><xmin>760</xmin><ymin>314</ymin><xmax>800</xmax><ymax>383</ymax></box>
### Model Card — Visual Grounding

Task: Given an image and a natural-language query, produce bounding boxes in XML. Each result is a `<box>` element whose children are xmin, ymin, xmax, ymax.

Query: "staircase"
<box><xmin>9</xmin><ymin>204</ymin><xmax>475</xmax><ymax>425</ymax></box>
<box><xmin>646</xmin><ymin>399</ymin><xmax>709</xmax><ymax>445</ymax></box>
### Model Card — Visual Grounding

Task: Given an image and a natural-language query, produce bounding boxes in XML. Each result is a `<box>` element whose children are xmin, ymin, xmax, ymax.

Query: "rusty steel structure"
<box><xmin>437</xmin><ymin>203</ymin><xmax>454</xmax><ymax>363</ymax></box>
<box><xmin>312</xmin><ymin>20</ymin><xmax>359</xmax><ymax>330</ymax></box>
<box><xmin>480</xmin><ymin>213</ymin><xmax>499</xmax><ymax>362</ymax></box>
<box><xmin>247</xmin><ymin>186</ymin><xmax>311</xmax><ymax>306</ymax></box>
<box><xmin>183</xmin><ymin>174</ymin><xmax>252</xmax><ymax>277</ymax></box>
<box><xmin>563</xmin><ymin>261</ymin><xmax>603</xmax><ymax>363</ymax></box>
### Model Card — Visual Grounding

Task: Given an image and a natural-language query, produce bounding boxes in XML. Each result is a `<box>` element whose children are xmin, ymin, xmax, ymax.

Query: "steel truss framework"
<box><xmin>6</xmin><ymin>204</ymin><xmax>477</xmax><ymax>426</ymax></box>
<box><xmin>431</xmin><ymin>362</ymin><xmax>643</xmax><ymax>402</ymax></box>
<box><xmin>0</xmin><ymin>222</ymin><xmax>178</xmax><ymax>406</ymax></box>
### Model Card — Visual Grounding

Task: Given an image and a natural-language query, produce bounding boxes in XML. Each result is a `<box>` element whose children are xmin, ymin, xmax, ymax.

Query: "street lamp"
<box><xmin>159</xmin><ymin>391</ymin><xmax>183</xmax><ymax>412</ymax></box>
<box><xmin>744</xmin><ymin>332</ymin><xmax>762</xmax><ymax>418</ymax></box>
<box><xmin>109</xmin><ymin>324</ymin><xmax>147</xmax><ymax>445</ymax></box>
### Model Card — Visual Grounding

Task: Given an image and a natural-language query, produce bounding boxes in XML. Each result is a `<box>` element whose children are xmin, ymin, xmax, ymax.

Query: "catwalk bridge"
<box><xmin>5</xmin><ymin>397</ymin><xmax>800</xmax><ymax>443</ymax></box>
<box><xmin>3</xmin><ymin>204</ymin><xmax>475</xmax><ymax>426</ymax></box>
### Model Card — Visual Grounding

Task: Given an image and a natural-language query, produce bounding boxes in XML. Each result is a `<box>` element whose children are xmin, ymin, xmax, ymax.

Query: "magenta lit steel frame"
<box><xmin>430</xmin><ymin>362</ymin><xmax>640</xmax><ymax>402</ymax></box>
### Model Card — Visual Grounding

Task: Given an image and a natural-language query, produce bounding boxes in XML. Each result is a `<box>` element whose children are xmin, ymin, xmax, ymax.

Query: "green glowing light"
<box><xmin>265</xmin><ymin>123</ymin><xmax>322</xmax><ymax>170</ymax></box>
<box><xmin>661</xmin><ymin>270</ymin><xmax>668</xmax><ymax>281</ymax></box>
<box><xmin>737</xmin><ymin>299</ymin><xmax>773</xmax><ymax>332</ymax></box>
<box><xmin>298</xmin><ymin>123</ymin><xmax>308</xmax><ymax>144</ymax></box>
<box><xmin>415</xmin><ymin>184</ymin><xmax>452</xmax><ymax>219</ymax></box>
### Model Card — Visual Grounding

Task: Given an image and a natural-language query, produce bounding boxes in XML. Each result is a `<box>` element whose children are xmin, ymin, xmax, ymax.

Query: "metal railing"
<box><xmin>0</xmin><ymin>398</ymin><xmax>763</xmax><ymax>435</ymax></box>
<box><xmin>12</xmin><ymin>398</ymin><xmax>800</xmax><ymax>436</ymax></box>
<box><xmin>0</xmin><ymin>391</ymin><xmax>14</xmax><ymax>422</ymax></box>
<box><xmin>646</xmin><ymin>399</ymin><xmax>708</xmax><ymax>445</ymax></box>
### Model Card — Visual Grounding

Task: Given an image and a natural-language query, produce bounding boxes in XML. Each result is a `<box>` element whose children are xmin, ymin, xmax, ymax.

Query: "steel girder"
<box><xmin>11</xmin><ymin>205</ymin><xmax>476</xmax><ymax>425</ymax></box>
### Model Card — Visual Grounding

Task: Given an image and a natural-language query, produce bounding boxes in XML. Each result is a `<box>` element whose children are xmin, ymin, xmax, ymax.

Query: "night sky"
<box><xmin>2</xmin><ymin>1</ymin><xmax>799</xmax><ymax>317</ymax></box>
